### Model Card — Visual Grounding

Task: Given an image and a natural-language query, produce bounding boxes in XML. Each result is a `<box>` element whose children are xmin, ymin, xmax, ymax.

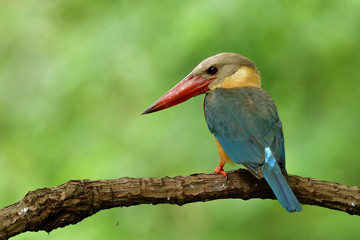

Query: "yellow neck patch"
<box><xmin>209</xmin><ymin>66</ymin><xmax>261</xmax><ymax>90</ymax></box>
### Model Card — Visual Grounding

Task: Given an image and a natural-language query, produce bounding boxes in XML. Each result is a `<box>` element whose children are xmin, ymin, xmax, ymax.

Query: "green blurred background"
<box><xmin>1</xmin><ymin>0</ymin><xmax>360</xmax><ymax>239</ymax></box>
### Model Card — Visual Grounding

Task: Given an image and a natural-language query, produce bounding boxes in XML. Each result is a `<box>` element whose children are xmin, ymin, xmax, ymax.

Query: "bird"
<box><xmin>142</xmin><ymin>52</ymin><xmax>302</xmax><ymax>212</ymax></box>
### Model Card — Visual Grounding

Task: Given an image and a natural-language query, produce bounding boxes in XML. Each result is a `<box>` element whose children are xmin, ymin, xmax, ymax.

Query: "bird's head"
<box><xmin>142</xmin><ymin>52</ymin><xmax>261</xmax><ymax>114</ymax></box>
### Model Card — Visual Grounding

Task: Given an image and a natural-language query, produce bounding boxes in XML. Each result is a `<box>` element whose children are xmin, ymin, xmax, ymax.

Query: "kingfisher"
<box><xmin>142</xmin><ymin>53</ymin><xmax>302</xmax><ymax>212</ymax></box>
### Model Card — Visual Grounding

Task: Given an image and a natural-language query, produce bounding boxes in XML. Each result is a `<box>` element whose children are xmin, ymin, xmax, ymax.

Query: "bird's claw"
<box><xmin>214</xmin><ymin>163</ymin><xmax>227</xmax><ymax>178</ymax></box>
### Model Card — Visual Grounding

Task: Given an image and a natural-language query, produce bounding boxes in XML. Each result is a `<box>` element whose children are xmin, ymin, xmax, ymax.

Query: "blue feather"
<box><xmin>262</xmin><ymin>148</ymin><xmax>302</xmax><ymax>212</ymax></box>
<box><xmin>204</xmin><ymin>87</ymin><xmax>302</xmax><ymax>212</ymax></box>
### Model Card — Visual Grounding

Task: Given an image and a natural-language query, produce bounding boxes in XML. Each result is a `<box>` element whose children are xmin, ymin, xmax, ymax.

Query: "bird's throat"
<box><xmin>209</xmin><ymin>66</ymin><xmax>261</xmax><ymax>90</ymax></box>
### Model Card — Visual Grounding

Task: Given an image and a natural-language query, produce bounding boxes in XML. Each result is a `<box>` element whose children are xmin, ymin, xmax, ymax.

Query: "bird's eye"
<box><xmin>206</xmin><ymin>66</ymin><xmax>218</xmax><ymax>75</ymax></box>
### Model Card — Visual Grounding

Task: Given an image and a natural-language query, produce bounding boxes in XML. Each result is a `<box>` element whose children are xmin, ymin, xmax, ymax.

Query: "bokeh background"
<box><xmin>1</xmin><ymin>0</ymin><xmax>360</xmax><ymax>239</ymax></box>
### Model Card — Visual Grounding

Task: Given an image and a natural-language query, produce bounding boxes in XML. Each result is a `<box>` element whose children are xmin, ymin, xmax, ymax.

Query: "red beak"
<box><xmin>142</xmin><ymin>75</ymin><xmax>216</xmax><ymax>114</ymax></box>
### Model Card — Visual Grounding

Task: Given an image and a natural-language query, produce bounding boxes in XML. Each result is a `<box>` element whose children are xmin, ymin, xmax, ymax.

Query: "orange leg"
<box><xmin>214</xmin><ymin>138</ymin><xmax>230</xmax><ymax>177</ymax></box>
<box><xmin>214</xmin><ymin>162</ymin><xmax>227</xmax><ymax>177</ymax></box>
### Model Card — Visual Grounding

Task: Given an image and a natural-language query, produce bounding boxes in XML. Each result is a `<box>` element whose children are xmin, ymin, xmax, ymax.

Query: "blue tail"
<box><xmin>261</xmin><ymin>147</ymin><xmax>302</xmax><ymax>212</ymax></box>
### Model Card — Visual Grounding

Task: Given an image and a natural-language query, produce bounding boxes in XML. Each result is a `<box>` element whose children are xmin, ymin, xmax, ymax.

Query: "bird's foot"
<box><xmin>214</xmin><ymin>163</ymin><xmax>226</xmax><ymax>177</ymax></box>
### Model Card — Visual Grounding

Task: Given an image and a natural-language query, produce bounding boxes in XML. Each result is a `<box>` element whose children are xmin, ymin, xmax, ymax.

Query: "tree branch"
<box><xmin>1</xmin><ymin>169</ymin><xmax>359</xmax><ymax>239</ymax></box>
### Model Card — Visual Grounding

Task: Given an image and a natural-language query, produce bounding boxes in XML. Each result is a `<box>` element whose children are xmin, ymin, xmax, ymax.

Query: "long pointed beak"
<box><xmin>142</xmin><ymin>75</ymin><xmax>216</xmax><ymax>115</ymax></box>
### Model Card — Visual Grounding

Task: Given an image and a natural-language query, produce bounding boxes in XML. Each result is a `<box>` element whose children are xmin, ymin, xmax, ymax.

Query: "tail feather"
<box><xmin>261</xmin><ymin>147</ymin><xmax>302</xmax><ymax>212</ymax></box>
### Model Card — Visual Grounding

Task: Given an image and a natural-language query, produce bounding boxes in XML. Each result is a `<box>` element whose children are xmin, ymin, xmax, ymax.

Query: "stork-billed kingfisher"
<box><xmin>142</xmin><ymin>53</ymin><xmax>302</xmax><ymax>212</ymax></box>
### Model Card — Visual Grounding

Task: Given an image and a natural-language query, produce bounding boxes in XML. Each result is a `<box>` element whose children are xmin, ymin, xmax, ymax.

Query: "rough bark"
<box><xmin>0</xmin><ymin>169</ymin><xmax>359</xmax><ymax>239</ymax></box>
